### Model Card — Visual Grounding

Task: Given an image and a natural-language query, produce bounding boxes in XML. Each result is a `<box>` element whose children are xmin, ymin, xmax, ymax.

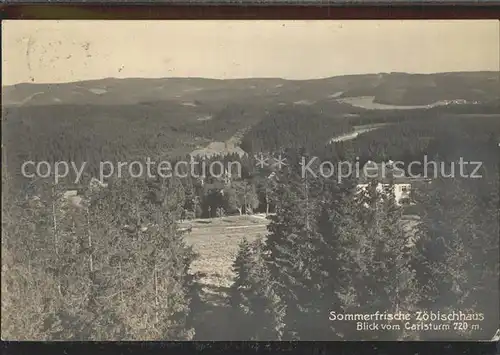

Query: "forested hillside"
<box><xmin>2</xmin><ymin>72</ymin><xmax>499</xmax><ymax>341</ymax></box>
<box><xmin>3</xmin><ymin>72</ymin><xmax>498</xmax><ymax>186</ymax></box>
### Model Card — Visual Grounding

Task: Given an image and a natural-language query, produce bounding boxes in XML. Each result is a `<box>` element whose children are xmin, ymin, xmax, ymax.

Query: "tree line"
<box><xmin>2</xmin><ymin>103</ymin><xmax>499</xmax><ymax>340</ymax></box>
<box><xmin>228</xmin><ymin>149</ymin><xmax>498</xmax><ymax>340</ymax></box>
<box><xmin>3</xmin><ymin>144</ymin><xmax>497</xmax><ymax>340</ymax></box>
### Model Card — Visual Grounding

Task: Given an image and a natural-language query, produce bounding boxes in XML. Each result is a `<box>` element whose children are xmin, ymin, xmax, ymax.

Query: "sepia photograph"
<box><xmin>1</xmin><ymin>20</ymin><xmax>499</xmax><ymax>341</ymax></box>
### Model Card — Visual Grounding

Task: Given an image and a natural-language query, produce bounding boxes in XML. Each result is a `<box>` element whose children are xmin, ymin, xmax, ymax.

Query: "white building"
<box><xmin>356</xmin><ymin>161</ymin><xmax>429</xmax><ymax>206</ymax></box>
<box><xmin>356</xmin><ymin>181</ymin><xmax>411</xmax><ymax>206</ymax></box>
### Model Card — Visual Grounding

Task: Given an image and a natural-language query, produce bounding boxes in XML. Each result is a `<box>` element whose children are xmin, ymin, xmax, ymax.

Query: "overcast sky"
<box><xmin>2</xmin><ymin>20</ymin><xmax>499</xmax><ymax>85</ymax></box>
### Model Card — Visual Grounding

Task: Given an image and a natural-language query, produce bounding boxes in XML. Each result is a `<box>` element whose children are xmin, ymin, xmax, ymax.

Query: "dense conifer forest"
<box><xmin>2</xmin><ymin>73</ymin><xmax>499</xmax><ymax>342</ymax></box>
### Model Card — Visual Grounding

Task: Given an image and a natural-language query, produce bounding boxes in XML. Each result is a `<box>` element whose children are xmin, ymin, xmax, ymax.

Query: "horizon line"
<box><xmin>3</xmin><ymin>69</ymin><xmax>498</xmax><ymax>88</ymax></box>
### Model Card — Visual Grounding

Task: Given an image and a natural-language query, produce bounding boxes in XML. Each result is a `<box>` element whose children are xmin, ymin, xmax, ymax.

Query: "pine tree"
<box><xmin>229</xmin><ymin>238</ymin><xmax>255</xmax><ymax>338</ymax></box>
<box><xmin>229</xmin><ymin>238</ymin><xmax>286</xmax><ymax>340</ymax></box>
<box><xmin>351</xmin><ymin>181</ymin><xmax>420</xmax><ymax>340</ymax></box>
<box><xmin>91</xmin><ymin>177</ymin><xmax>197</xmax><ymax>340</ymax></box>
<box><xmin>1</xmin><ymin>175</ymin><xmax>63</xmax><ymax>339</ymax></box>
<box><xmin>2</xmin><ymin>175</ymin><xmax>95</xmax><ymax>340</ymax></box>
<box><xmin>263</xmin><ymin>150</ymin><xmax>336</xmax><ymax>340</ymax></box>
<box><xmin>313</xmin><ymin>174</ymin><xmax>362</xmax><ymax>340</ymax></box>
<box><xmin>472</xmin><ymin>170</ymin><xmax>500</xmax><ymax>338</ymax></box>
<box><xmin>413</xmin><ymin>177</ymin><xmax>478</xmax><ymax>340</ymax></box>
<box><xmin>413</xmin><ymin>175</ymin><xmax>499</xmax><ymax>340</ymax></box>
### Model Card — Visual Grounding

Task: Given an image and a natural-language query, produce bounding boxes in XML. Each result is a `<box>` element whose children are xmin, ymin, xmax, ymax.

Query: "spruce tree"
<box><xmin>314</xmin><ymin>174</ymin><xmax>362</xmax><ymax>340</ymax></box>
<box><xmin>413</xmin><ymin>177</ymin><xmax>476</xmax><ymax>340</ymax></box>
<box><xmin>413</xmin><ymin>175</ymin><xmax>499</xmax><ymax>340</ymax></box>
<box><xmin>229</xmin><ymin>238</ymin><xmax>286</xmax><ymax>340</ymax></box>
<box><xmin>263</xmin><ymin>149</ymin><xmax>340</xmax><ymax>340</ymax></box>
<box><xmin>229</xmin><ymin>238</ymin><xmax>257</xmax><ymax>339</ymax></box>
<box><xmin>352</xmin><ymin>181</ymin><xmax>420</xmax><ymax>340</ymax></box>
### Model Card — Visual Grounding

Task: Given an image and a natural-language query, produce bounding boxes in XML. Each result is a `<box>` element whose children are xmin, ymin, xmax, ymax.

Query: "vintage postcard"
<box><xmin>2</xmin><ymin>20</ymin><xmax>499</xmax><ymax>341</ymax></box>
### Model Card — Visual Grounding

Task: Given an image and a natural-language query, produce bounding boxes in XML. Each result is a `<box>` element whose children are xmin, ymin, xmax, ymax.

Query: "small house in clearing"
<box><xmin>356</xmin><ymin>160</ymin><xmax>431</xmax><ymax>206</ymax></box>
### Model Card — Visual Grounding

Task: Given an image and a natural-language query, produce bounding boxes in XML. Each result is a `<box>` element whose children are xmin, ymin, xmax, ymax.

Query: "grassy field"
<box><xmin>181</xmin><ymin>215</ymin><xmax>269</xmax><ymax>290</ymax></box>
